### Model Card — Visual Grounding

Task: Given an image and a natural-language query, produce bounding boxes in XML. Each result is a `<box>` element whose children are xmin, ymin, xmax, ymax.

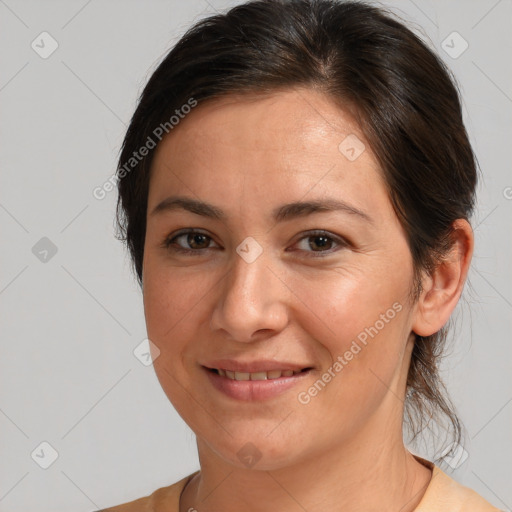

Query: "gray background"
<box><xmin>0</xmin><ymin>0</ymin><xmax>510</xmax><ymax>510</ymax></box>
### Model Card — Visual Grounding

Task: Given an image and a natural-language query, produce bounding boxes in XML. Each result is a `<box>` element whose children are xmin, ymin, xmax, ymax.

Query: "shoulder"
<box><xmin>98</xmin><ymin>471</ymin><xmax>199</xmax><ymax>512</ymax></box>
<box><xmin>415</xmin><ymin>463</ymin><xmax>501</xmax><ymax>512</ymax></box>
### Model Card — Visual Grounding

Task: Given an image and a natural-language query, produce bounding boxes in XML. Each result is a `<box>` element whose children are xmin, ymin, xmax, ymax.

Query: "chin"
<box><xmin>196</xmin><ymin>425</ymin><xmax>315</xmax><ymax>472</ymax></box>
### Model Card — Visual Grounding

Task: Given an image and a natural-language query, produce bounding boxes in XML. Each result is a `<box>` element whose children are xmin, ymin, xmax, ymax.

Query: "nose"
<box><xmin>209</xmin><ymin>247</ymin><xmax>289</xmax><ymax>343</ymax></box>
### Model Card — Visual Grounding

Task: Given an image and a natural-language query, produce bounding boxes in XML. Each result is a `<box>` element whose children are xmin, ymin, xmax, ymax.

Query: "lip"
<box><xmin>202</xmin><ymin>359</ymin><xmax>312</xmax><ymax>373</ymax></box>
<box><xmin>202</xmin><ymin>364</ymin><xmax>313</xmax><ymax>401</ymax></box>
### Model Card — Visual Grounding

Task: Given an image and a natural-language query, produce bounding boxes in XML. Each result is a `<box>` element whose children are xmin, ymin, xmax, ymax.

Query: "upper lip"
<box><xmin>202</xmin><ymin>359</ymin><xmax>312</xmax><ymax>373</ymax></box>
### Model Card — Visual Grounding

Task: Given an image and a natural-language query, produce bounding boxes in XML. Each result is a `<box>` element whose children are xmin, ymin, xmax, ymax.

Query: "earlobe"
<box><xmin>412</xmin><ymin>219</ymin><xmax>474</xmax><ymax>337</ymax></box>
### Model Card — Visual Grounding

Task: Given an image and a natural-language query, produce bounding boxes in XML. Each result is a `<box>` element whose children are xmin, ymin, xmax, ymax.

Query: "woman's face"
<box><xmin>143</xmin><ymin>88</ymin><xmax>421</xmax><ymax>469</ymax></box>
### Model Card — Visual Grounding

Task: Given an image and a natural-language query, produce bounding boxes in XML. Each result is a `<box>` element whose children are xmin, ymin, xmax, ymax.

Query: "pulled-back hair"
<box><xmin>115</xmin><ymin>0</ymin><xmax>477</xmax><ymax>453</ymax></box>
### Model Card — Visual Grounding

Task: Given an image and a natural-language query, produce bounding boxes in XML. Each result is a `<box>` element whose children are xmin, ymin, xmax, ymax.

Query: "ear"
<box><xmin>412</xmin><ymin>219</ymin><xmax>474</xmax><ymax>337</ymax></box>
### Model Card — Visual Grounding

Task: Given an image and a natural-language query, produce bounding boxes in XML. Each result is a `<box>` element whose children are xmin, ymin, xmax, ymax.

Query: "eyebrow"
<box><xmin>150</xmin><ymin>196</ymin><xmax>372</xmax><ymax>223</ymax></box>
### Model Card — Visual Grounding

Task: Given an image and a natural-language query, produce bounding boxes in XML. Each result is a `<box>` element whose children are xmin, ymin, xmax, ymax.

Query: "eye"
<box><xmin>290</xmin><ymin>230</ymin><xmax>348</xmax><ymax>257</ymax></box>
<box><xmin>162</xmin><ymin>229</ymin><xmax>349</xmax><ymax>257</ymax></box>
<box><xmin>162</xmin><ymin>229</ymin><xmax>219</xmax><ymax>255</ymax></box>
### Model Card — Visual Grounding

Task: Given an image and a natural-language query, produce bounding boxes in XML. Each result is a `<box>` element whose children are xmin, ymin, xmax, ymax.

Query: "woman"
<box><xmin>102</xmin><ymin>0</ymin><xmax>499</xmax><ymax>510</ymax></box>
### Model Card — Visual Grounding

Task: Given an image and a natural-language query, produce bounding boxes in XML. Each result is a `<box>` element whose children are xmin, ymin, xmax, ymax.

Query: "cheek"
<box><xmin>286</xmin><ymin>263</ymin><xmax>411</xmax><ymax>405</ymax></box>
<box><xmin>142</xmin><ymin>264</ymin><xmax>213</xmax><ymax>360</ymax></box>
<box><xmin>284</xmin><ymin>260</ymin><xmax>410</xmax><ymax>347</ymax></box>
<box><xmin>142</xmin><ymin>264</ymin><xmax>215</xmax><ymax>424</ymax></box>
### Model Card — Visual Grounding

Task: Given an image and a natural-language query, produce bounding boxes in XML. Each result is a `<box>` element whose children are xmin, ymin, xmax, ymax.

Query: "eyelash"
<box><xmin>161</xmin><ymin>229</ymin><xmax>349</xmax><ymax>258</ymax></box>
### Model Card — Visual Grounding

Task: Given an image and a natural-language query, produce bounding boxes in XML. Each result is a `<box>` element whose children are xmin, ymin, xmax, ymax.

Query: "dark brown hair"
<box><xmin>115</xmin><ymin>0</ymin><xmax>477</xmax><ymax>452</ymax></box>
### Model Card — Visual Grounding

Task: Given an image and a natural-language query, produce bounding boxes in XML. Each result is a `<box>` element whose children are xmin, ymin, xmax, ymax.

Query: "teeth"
<box><xmin>250</xmin><ymin>371</ymin><xmax>268</xmax><ymax>381</ymax></box>
<box><xmin>216</xmin><ymin>368</ymin><xmax>304</xmax><ymax>380</ymax></box>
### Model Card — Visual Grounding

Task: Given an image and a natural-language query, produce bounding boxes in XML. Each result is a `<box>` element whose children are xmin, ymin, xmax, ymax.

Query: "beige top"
<box><xmin>100</xmin><ymin>457</ymin><xmax>501</xmax><ymax>512</ymax></box>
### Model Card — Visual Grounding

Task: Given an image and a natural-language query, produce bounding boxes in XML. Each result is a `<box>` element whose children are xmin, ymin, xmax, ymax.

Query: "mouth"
<box><xmin>202</xmin><ymin>364</ymin><xmax>314</xmax><ymax>401</ymax></box>
<box><xmin>205</xmin><ymin>367</ymin><xmax>313</xmax><ymax>381</ymax></box>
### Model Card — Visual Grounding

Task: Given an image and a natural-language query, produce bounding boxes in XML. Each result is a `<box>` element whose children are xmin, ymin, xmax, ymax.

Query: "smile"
<box><xmin>203</xmin><ymin>366</ymin><xmax>313</xmax><ymax>401</ymax></box>
<box><xmin>212</xmin><ymin>368</ymin><xmax>306</xmax><ymax>380</ymax></box>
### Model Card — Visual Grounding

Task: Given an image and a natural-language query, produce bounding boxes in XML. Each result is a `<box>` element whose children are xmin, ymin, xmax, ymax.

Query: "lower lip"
<box><xmin>203</xmin><ymin>367</ymin><xmax>312</xmax><ymax>401</ymax></box>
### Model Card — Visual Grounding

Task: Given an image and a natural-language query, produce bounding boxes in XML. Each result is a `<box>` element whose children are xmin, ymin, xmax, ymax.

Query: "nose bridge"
<box><xmin>210</xmin><ymin>242</ymin><xmax>288</xmax><ymax>342</ymax></box>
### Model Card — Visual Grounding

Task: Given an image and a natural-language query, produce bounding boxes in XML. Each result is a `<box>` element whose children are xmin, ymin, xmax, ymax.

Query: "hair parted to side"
<box><xmin>115</xmin><ymin>0</ymin><xmax>478</xmax><ymax>454</ymax></box>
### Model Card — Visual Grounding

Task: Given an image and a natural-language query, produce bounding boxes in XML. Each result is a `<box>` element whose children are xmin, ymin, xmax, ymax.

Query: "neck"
<box><xmin>180</xmin><ymin>409</ymin><xmax>432</xmax><ymax>512</ymax></box>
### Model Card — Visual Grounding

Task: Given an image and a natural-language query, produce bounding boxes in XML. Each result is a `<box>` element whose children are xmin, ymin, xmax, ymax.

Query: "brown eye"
<box><xmin>307</xmin><ymin>235</ymin><xmax>334</xmax><ymax>251</ymax></box>
<box><xmin>163</xmin><ymin>229</ymin><xmax>218</xmax><ymax>254</ymax></box>
<box><xmin>184</xmin><ymin>233</ymin><xmax>210</xmax><ymax>249</ymax></box>
<box><xmin>292</xmin><ymin>230</ymin><xmax>348</xmax><ymax>257</ymax></box>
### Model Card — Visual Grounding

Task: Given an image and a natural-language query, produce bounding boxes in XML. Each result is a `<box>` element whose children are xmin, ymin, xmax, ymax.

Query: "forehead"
<box><xmin>154</xmin><ymin>88</ymin><xmax>367</xmax><ymax>157</ymax></box>
<box><xmin>148</xmin><ymin>88</ymin><xmax>387</xmax><ymax>216</ymax></box>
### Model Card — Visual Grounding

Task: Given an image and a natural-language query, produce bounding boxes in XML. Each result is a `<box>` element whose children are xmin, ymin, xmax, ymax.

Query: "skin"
<box><xmin>142</xmin><ymin>87</ymin><xmax>473</xmax><ymax>512</ymax></box>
